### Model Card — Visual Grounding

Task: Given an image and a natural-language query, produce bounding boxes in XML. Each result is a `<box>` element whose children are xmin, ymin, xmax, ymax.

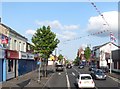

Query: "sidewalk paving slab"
<box><xmin>2</xmin><ymin>65</ymin><xmax>55</xmax><ymax>89</ymax></box>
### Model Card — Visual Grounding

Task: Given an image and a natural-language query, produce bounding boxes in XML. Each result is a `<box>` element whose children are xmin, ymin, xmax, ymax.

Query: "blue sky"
<box><xmin>1</xmin><ymin>2</ymin><xmax>118</xmax><ymax>60</ymax></box>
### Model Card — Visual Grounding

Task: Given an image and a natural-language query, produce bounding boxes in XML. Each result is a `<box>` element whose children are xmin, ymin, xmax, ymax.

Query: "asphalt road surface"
<box><xmin>43</xmin><ymin>66</ymin><xmax>120</xmax><ymax>89</ymax></box>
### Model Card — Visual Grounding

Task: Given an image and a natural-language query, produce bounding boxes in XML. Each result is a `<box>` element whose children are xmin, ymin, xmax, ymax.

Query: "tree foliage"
<box><xmin>58</xmin><ymin>54</ymin><xmax>64</xmax><ymax>62</ymax></box>
<box><xmin>73</xmin><ymin>56</ymin><xmax>79</xmax><ymax>65</ymax></box>
<box><xmin>84</xmin><ymin>47</ymin><xmax>91</xmax><ymax>61</ymax></box>
<box><xmin>32</xmin><ymin>26</ymin><xmax>60</xmax><ymax>59</ymax></box>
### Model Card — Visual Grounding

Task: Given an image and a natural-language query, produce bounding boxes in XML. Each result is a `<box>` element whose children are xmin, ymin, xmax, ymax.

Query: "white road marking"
<box><xmin>72</xmin><ymin>72</ymin><xmax>75</xmax><ymax>76</ymax></box>
<box><xmin>65</xmin><ymin>68</ymin><xmax>71</xmax><ymax>89</ymax></box>
<box><xmin>42</xmin><ymin>73</ymin><xmax>55</xmax><ymax>89</ymax></box>
<box><xmin>72</xmin><ymin>67</ymin><xmax>80</xmax><ymax>74</ymax></box>
<box><xmin>58</xmin><ymin>73</ymin><xmax>61</xmax><ymax>75</ymax></box>
<box><xmin>95</xmin><ymin>86</ymin><xmax>98</xmax><ymax>89</ymax></box>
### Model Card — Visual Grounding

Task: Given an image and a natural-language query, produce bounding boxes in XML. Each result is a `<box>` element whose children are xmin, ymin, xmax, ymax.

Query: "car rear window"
<box><xmin>81</xmin><ymin>76</ymin><xmax>91</xmax><ymax>80</ymax></box>
<box><xmin>56</xmin><ymin>65</ymin><xmax>63</xmax><ymax>67</ymax></box>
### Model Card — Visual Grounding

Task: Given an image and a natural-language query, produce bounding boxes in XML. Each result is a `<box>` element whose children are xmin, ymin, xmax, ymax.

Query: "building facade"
<box><xmin>92</xmin><ymin>42</ymin><xmax>119</xmax><ymax>70</ymax></box>
<box><xmin>0</xmin><ymin>23</ymin><xmax>9</xmax><ymax>48</ymax></box>
<box><xmin>112</xmin><ymin>49</ymin><xmax>120</xmax><ymax>72</ymax></box>
<box><xmin>0</xmin><ymin>22</ymin><xmax>37</xmax><ymax>82</ymax></box>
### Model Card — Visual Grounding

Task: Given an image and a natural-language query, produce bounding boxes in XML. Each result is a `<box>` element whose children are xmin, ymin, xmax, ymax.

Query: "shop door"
<box><xmin>0</xmin><ymin>59</ymin><xmax>2</xmax><ymax>82</ymax></box>
<box><xmin>6</xmin><ymin>60</ymin><xmax>15</xmax><ymax>80</ymax></box>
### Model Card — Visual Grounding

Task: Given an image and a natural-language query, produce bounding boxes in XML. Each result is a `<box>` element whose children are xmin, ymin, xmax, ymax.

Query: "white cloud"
<box><xmin>35</xmin><ymin>20</ymin><xmax>80</xmax><ymax>31</ymax></box>
<box><xmin>35</xmin><ymin>20</ymin><xmax>79</xmax><ymax>40</ymax></box>
<box><xmin>56</xmin><ymin>31</ymin><xmax>77</xmax><ymax>40</ymax></box>
<box><xmin>87</xmin><ymin>11</ymin><xmax>118</xmax><ymax>37</ymax></box>
<box><xmin>25</xmin><ymin>29</ymin><xmax>36</xmax><ymax>35</ymax></box>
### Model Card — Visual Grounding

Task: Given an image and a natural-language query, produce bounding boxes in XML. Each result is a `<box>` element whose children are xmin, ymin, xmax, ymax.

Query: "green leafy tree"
<box><xmin>84</xmin><ymin>47</ymin><xmax>91</xmax><ymax>61</ymax></box>
<box><xmin>58</xmin><ymin>54</ymin><xmax>64</xmax><ymax>62</ymax></box>
<box><xmin>65</xmin><ymin>60</ymin><xmax>69</xmax><ymax>64</ymax></box>
<box><xmin>73</xmin><ymin>56</ymin><xmax>79</xmax><ymax>65</ymax></box>
<box><xmin>32</xmin><ymin>26</ymin><xmax>59</xmax><ymax>77</ymax></box>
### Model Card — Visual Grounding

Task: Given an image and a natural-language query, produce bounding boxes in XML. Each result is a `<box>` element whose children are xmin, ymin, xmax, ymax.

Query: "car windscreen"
<box><xmin>96</xmin><ymin>70</ymin><xmax>104</xmax><ymax>74</ymax></box>
<box><xmin>81</xmin><ymin>76</ymin><xmax>91</xmax><ymax>80</ymax></box>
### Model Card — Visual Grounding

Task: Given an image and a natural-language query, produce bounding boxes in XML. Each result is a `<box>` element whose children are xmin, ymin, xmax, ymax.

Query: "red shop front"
<box><xmin>6</xmin><ymin>50</ymin><xmax>19</xmax><ymax>80</ymax></box>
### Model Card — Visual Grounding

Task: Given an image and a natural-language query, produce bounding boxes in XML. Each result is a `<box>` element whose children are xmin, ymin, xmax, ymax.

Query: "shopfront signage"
<box><xmin>6</xmin><ymin>50</ymin><xmax>19</xmax><ymax>59</ymax></box>
<box><xmin>27</xmin><ymin>53</ymin><xmax>34</xmax><ymax>60</ymax></box>
<box><xmin>0</xmin><ymin>48</ymin><xmax>5</xmax><ymax>59</ymax></box>
<box><xmin>19</xmin><ymin>52</ymin><xmax>27</xmax><ymax>59</ymax></box>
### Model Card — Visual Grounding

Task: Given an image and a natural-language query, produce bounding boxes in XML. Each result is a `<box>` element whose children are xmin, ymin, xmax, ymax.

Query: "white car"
<box><xmin>76</xmin><ymin>74</ymin><xmax>95</xmax><ymax>88</ymax></box>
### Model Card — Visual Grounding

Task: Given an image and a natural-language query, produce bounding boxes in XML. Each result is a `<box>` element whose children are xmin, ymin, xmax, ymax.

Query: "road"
<box><xmin>43</xmin><ymin>66</ymin><xmax>120</xmax><ymax>89</ymax></box>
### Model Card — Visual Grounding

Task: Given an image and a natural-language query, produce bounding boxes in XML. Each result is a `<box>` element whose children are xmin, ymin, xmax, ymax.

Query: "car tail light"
<box><xmin>92</xmin><ymin>81</ymin><xmax>94</xmax><ymax>84</ymax></box>
<box><xmin>80</xmin><ymin>81</ymin><xmax>81</xmax><ymax>84</ymax></box>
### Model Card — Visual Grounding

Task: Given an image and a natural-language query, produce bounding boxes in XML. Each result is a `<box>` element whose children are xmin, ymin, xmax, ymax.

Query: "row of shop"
<box><xmin>0</xmin><ymin>48</ymin><xmax>37</xmax><ymax>83</ymax></box>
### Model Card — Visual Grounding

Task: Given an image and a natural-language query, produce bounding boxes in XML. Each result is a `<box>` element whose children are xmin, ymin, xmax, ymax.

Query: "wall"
<box><xmin>0</xmin><ymin>24</ymin><xmax>9</xmax><ymax>37</ymax></box>
<box><xmin>9</xmin><ymin>32</ymin><xmax>27</xmax><ymax>52</ymax></box>
<box><xmin>0</xmin><ymin>24</ymin><xmax>9</xmax><ymax>47</ymax></box>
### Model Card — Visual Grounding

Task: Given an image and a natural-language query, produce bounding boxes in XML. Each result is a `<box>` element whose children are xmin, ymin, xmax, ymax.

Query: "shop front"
<box><xmin>6</xmin><ymin>50</ymin><xmax>19</xmax><ymax>80</ymax></box>
<box><xmin>18</xmin><ymin>52</ymin><xmax>37</xmax><ymax>76</ymax></box>
<box><xmin>0</xmin><ymin>48</ymin><xmax>5</xmax><ymax>82</ymax></box>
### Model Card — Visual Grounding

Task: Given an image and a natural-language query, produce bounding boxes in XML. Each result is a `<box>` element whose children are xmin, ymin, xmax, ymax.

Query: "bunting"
<box><xmin>110</xmin><ymin>32</ymin><xmax>116</xmax><ymax>43</ymax></box>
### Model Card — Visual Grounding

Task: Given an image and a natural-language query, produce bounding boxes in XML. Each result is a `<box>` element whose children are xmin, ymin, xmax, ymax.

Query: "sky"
<box><xmin>1</xmin><ymin>1</ymin><xmax>119</xmax><ymax>60</ymax></box>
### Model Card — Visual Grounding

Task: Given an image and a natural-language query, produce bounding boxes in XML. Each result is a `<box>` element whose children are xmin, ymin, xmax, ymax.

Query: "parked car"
<box><xmin>100</xmin><ymin>67</ymin><xmax>109</xmax><ymax>73</ymax></box>
<box><xmin>76</xmin><ymin>74</ymin><xmax>95</xmax><ymax>88</ymax></box>
<box><xmin>66</xmin><ymin>64</ymin><xmax>72</xmax><ymax>69</ymax></box>
<box><xmin>91</xmin><ymin>69</ymin><xmax>107</xmax><ymax>80</ymax></box>
<box><xmin>56</xmin><ymin>64</ymin><xmax>64</xmax><ymax>71</ymax></box>
<box><xmin>89</xmin><ymin>65</ymin><xmax>97</xmax><ymax>71</ymax></box>
<box><xmin>78</xmin><ymin>64</ymin><xmax>84</xmax><ymax>69</ymax></box>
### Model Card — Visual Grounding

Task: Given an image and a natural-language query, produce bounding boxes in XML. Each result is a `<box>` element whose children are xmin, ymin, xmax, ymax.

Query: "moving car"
<box><xmin>76</xmin><ymin>74</ymin><xmax>95</xmax><ymax>88</ymax></box>
<box><xmin>78</xmin><ymin>64</ymin><xmax>84</xmax><ymax>69</ymax></box>
<box><xmin>66</xmin><ymin>64</ymin><xmax>72</xmax><ymax>69</ymax></box>
<box><xmin>89</xmin><ymin>65</ymin><xmax>97</xmax><ymax>71</ymax></box>
<box><xmin>91</xmin><ymin>69</ymin><xmax>107</xmax><ymax>80</ymax></box>
<box><xmin>56</xmin><ymin>64</ymin><xmax>64</xmax><ymax>71</ymax></box>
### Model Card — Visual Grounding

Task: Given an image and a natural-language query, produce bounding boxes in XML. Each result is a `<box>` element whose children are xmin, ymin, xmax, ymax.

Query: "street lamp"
<box><xmin>38</xmin><ymin>53</ymin><xmax>41</xmax><ymax>82</ymax></box>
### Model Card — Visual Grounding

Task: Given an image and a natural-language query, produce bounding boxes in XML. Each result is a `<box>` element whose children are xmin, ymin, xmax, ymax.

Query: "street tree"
<box><xmin>65</xmin><ymin>60</ymin><xmax>69</xmax><ymax>64</ymax></box>
<box><xmin>73</xmin><ymin>56</ymin><xmax>79</xmax><ymax>65</ymax></box>
<box><xmin>32</xmin><ymin>26</ymin><xmax>59</xmax><ymax>77</ymax></box>
<box><xmin>84</xmin><ymin>47</ymin><xmax>91</xmax><ymax>62</ymax></box>
<box><xmin>58</xmin><ymin>54</ymin><xmax>64</xmax><ymax>63</ymax></box>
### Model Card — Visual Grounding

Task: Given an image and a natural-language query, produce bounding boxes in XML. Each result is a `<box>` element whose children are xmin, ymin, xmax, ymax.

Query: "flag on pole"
<box><xmin>1</xmin><ymin>34</ymin><xmax>8</xmax><ymax>44</ymax></box>
<box><xmin>110</xmin><ymin>32</ymin><xmax>116</xmax><ymax>43</ymax></box>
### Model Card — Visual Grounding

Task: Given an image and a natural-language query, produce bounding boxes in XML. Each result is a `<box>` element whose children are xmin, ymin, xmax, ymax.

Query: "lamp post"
<box><xmin>109</xmin><ymin>43</ymin><xmax>112</xmax><ymax>74</ymax></box>
<box><xmin>38</xmin><ymin>53</ymin><xmax>41</xmax><ymax>82</ymax></box>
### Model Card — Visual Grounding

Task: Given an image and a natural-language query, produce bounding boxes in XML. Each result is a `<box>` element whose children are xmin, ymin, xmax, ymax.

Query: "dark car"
<box><xmin>91</xmin><ymin>69</ymin><xmax>107</xmax><ymax>80</ymax></box>
<box><xmin>66</xmin><ymin>64</ymin><xmax>72</xmax><ymax>69</ymax></box>
<box><xmin>89</xmin><ymin>65</ymin><xmax>97</xmax><ymax>71</ymax></box>
<box><xmin>78</xmin><ymin>64</ymin><xmax>84</xmax><ymax>69</ymax></box>
<box><xmin>100</xmin><ymin>67</ymin><xmax>109</xmax><ymax>73</ymax></box>
<box><xmin>56</xmin><ymin>64</ymin><xmax>64</xmax><ymax>71</ymax></box>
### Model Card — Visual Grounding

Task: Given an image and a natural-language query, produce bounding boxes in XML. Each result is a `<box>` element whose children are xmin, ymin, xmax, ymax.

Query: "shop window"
<box><xmin>8</xmin><ymin>60</ymin><xmax>13</xmax><ymax>72</ymax></box>
<box><xmin>114</xmin><ymin>61</ymin><xmax>117</xmax><ymax>69</ymax></box>
<box><xmin>14</xmin><ymin>40</ymin><xmax>17</xmax><ymax>50</ymax></box>
<box><xmin>19</xmin><ymin>42</ymin><xmax>21</xmax><ymax>51</ymax></box>
<box><xmin>23</xmin><ymin>43</ymin><xmax>25</xmax><ymax>52</ymax></box>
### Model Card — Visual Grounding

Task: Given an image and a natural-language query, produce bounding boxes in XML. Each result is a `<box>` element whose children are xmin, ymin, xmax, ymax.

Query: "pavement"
<box><xmin>2</xmin><ymin>65</ymin><xmax>55</xmax><ymax>89</ymax></box>
<box><xmin>107</xmin><ymin>72</ymin><xmax>120</xmax><ymax>84</ymax></box>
